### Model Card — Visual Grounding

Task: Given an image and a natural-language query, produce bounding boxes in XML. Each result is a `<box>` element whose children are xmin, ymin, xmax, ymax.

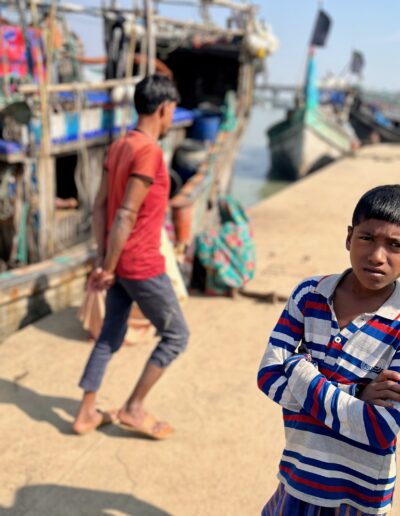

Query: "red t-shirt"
<box><xmin>105</xmin><ymin>130</ymin><xmax>170</xmax><ymax>280</ymax></box>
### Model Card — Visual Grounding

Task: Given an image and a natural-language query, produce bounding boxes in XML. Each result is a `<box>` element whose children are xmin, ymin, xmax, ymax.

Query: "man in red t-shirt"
<box><xmin>73</xmin><ymin>74</ymin><xmax>189</xmax><ymax>439</ymax></box>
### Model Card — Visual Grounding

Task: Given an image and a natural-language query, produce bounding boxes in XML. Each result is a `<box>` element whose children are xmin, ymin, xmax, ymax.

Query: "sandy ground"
<box><xmin>1</xmin><ymin>144</ymin><xmax>400</xmax><ymax>516</ymax></box>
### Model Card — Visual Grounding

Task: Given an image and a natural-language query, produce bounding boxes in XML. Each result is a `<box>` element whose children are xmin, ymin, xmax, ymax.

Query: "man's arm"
<box><xmin>102</xmin><ymin>176</ymin><xmax>151</xmax><ymax>277</ymax></box>
<box><xmin>92</xmin><ymin>170</ymin><xmax>108</xmax><ymax>267</ymax></box>
<box><xmin>284</xmin><ymin>352</ymin><xmax>400</xmax><ymax>449</ymax></box>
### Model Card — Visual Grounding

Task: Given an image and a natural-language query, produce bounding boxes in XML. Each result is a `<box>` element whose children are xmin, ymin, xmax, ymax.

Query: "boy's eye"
<box><xmin>359</xmin><ymin>235</ymin><xmax>371</xmax><ymax>241</ymax></box>
<box><xmin>391</xmin><ymin>241</ymin><xmax>400</xmax><ymax>249</ymax></box>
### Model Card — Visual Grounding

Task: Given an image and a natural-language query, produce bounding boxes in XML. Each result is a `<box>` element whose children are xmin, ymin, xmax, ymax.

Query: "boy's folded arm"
<box><xmin>258</xmin><ymin>282</ymin><xmax>310</xmax><ymax>411</ymax></box>
<box><xmin>284</xmin><ymin>354</ymin><xmax>400</xmax><ymax>449</ymax></box>
<box><xmin>258</xmin><ymin>343</ymin><xmax>302</xmax><ymax>411</ymax></box>
<box><xmin>258</xmin><ymin>343</ymin><xmax>358</xmax><ymax>410</ymax></box>
<box><xmin>329</xmin><ymin>381</ymin><xmax>358</xmax><ymax>396</ymax></box>
<box><xmin>258</xmin><ymin>279</ymin><xmax>354</xmax><ymax>411</ymax></box>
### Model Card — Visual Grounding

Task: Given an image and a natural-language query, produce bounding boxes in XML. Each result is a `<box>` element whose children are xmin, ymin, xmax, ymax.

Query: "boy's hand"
<box><xmin>88</xmin><ymin>267</ymin><xmax>115</xmax><ymax>291</ymax></box>
<box><xmin>359</xmin><ymin>370</ymin><xmax>400</xmax><ymax>407</ymax></box>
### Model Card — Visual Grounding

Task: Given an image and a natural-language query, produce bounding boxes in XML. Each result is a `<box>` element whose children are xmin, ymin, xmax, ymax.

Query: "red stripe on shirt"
<box><xmin>257</xmin><ymin>371</ymin><xmax>275</xmax><ymax>389</ymax></box>
<box><xmin>283</xmin><ymin>414</ymin><xmax>327</xmax><ymax>429</ymax></box>
<box><xmin>279</xmin><ymin>465</ymin><xmax>393</xmax><ymax>503</ymax></box>
<box><xmin>367</xmin><ymin>319</ymin><xmax>400</xmax><ymax>339</ymax></box>
<box><xmin>278</xmin><ymin>316</ymin><xmax>303</xmax><ymax>335</ymax></box>
<box><xmin>304</xmin><ymin>300</ymin><xmax>331</xmax><ymax>312</ymax></box>
<box><xmin>319</xmin><ymin>367</ymin><xmax>352</xmax><ymax>384</ymax></box>
<box><xmin>311</xmin><ymin>377</ymin><xmax>325</xmax><ymax>419</ymax></box>
<box><xmin>365</xmin><ymin>404</ymin><xmax>389</xmax><ymax>448</ymax></box>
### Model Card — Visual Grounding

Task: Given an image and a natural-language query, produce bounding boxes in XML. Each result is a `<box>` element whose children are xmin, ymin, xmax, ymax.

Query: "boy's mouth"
<box><xmin>363</xmin><ymin>267</ymin><xmax>385</xmax><ymax>276</ymax></box>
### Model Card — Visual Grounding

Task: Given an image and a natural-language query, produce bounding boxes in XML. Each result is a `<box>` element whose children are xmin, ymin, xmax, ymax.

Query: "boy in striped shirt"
<box><xmin>258</xmin><ymin>185</ymin><xmax>400</xmax><ymax>515</ymax></box>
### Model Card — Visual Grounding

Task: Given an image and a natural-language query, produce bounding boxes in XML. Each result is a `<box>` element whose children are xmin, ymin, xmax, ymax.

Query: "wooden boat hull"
<box><xmin>0</xmin><ymin>243</ymin><xmax>93</xmax><ymax>341</ymax></box>
<box><xmin>267</xmin><ymin>108</ymin><xmax>354</xmax><ymax>181</ymax></box>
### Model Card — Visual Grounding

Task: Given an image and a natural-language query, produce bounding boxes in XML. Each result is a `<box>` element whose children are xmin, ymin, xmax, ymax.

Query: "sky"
<box><xmin>6</xmin><ymin>0</ymin><xmax>398</xmax><ymax>91</ymax></box>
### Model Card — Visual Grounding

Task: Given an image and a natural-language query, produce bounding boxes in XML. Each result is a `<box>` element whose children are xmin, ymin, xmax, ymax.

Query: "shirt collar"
<box><xmin>315</xmin><ymin>269</ymin><xmax>400</xmax><ymax>320</ymax></box>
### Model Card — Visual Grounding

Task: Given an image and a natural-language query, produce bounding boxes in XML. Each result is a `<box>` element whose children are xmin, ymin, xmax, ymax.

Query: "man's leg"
<box><xmin>117</xmin><ymin>273</ymin><xmax>189</xmax><ymax>436</ymax></box>
<box><xmin>73</xmin><ymin>281</ymin><xmax>133</xmax><ymax>434</ymax></box>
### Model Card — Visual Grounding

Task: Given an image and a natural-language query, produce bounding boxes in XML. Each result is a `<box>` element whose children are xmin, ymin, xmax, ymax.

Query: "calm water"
<box><xmin>231</xmin><ymin>105</ymin><xmax>291</xmax><ymax>208</ymax></box>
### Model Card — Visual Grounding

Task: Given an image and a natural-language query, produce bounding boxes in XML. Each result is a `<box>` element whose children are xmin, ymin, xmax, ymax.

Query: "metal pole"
<box><xmin>144</xmin><ymin>0</ymin><xmax>155</xmax><ymax>75</ymax></box>
<box><xmin>121</xmin><ymin>4</ymin><xmax>137</xmax><ymax>135</ymax></box>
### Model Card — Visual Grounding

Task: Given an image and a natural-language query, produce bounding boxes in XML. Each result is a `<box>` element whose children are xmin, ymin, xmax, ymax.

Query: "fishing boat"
<box><xmin>0</xmin><ymin>0</ymin><xmax>278</xmax><ymax>340</ymax></box>
<box><xmin>267</xmin><ymin>104</ymin><xmax>355</xmax><ymax>181</ymax></box>
<box><xmin>349</xmin><ymin>95</ymin><xmax>400</xmax><ymax>144</ymax></box>
<box><xmin>267</xmin><ymin>10</ymin><xmax>355</xmax><ymax>181</ymax></box>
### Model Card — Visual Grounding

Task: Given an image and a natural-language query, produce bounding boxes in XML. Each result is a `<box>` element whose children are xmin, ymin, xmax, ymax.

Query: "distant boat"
<box><xmin>349</xmin><ymin>96</ymin><xmax>400</xmax><ymax>144</ymax></box>
<box><xmin>267</xmin><ymin>107</ymin><xmax>355</xmax><ymax>180</ymax></box>
<box><xmin>266</xmin><ymin>10</ymin><xmax>355</xmax><ymax>181</ymax></box>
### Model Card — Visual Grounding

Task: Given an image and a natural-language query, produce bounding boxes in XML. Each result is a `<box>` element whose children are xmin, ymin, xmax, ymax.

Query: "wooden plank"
<box><xmin>18</xmin><ymin>76</ymin><xmax>144</xmax><ymax>95</ymax></box>
<box><xmin>0</xmin><ymin>153</ymin><xmax>27</xmax><ymax>164</ymax></box>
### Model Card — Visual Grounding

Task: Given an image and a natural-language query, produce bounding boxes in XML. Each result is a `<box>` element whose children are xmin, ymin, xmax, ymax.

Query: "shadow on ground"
<box><xmin>31</xmin><ymin>306</ymin><xmax>90</xmax><ymax>342</ymax></box>
<box><xmin>0</xmin><ymin>484</ymin><xmax>171</xmax><ymax>516</ymax></box>
<box><xmin>18</xmin><ymin>275</ymin><xmax>52</xmax><ymax>330</ymax></box>
<box><xmin>0</xmin><ymin>378</ymin><xmax>79</xmax><ymax>434</ymax></box>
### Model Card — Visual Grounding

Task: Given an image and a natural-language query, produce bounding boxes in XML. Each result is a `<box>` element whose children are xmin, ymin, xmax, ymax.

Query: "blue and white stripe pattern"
<box><xmin>258</xmin><ymin>272</ymin><xmax>400</xmax><ymax>514</ymax></box>
<box><xmin>262</xmin><ymin>483</ymin><xmax>381</xmax><ymax>515</ymax></box>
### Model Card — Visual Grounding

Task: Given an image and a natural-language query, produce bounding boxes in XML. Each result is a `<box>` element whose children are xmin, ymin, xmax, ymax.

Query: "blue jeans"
<box><xmin>79</xmin><ymin>273</ymin><xmax>190</xmax><ymax>392</ymax></box>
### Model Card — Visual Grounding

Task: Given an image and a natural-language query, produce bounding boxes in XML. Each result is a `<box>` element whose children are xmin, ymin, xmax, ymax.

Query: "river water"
<box><xmin>231</xmin><ymin>105</ymin><xmax>291</xmax><ymax>208</ymax></box>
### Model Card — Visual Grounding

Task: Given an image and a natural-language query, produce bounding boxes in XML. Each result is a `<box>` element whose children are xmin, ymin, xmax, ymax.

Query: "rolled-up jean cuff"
<box><xmin>148</xmin><ymin>354</ymin><xmax>173</xmax><ymax>369</ymax></box>
<box><xmin>79</xmin><ymin>377</ymin><xmax>99</xmax><ymax>392</ymax></box>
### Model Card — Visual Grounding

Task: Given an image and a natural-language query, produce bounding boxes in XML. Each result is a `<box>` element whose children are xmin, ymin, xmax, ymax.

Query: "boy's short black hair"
<box><xmin>134</xmin><ymin>73</ymin><xmax>180</xmax><ymax>115</ymax></box>
<box><xmin>352</xmin><ymin>185</ymin><xmax>400</xmax><ymax>226</ymax></box>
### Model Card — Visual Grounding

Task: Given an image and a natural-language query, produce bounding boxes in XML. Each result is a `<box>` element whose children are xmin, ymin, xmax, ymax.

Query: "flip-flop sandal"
<box><xmin>119</xmin><ymin>413</ymin><xmax>174</xmax><ymax>440</ymax></box>
<box><xmin>73</xmin><ymin>409</ymin><xmax>117</xmax><ymax>435</ymax></box>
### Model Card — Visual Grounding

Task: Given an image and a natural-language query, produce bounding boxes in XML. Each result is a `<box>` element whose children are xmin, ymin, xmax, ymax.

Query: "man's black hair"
<box><xmin>134</xmin><ymin>73</ymin><xmax>180</xmax><ymax>115</ymax></box>
<box><xmin>352</xmin><ymin>184</ymin><xmax>400</xmax><ymax>226</ymax></box>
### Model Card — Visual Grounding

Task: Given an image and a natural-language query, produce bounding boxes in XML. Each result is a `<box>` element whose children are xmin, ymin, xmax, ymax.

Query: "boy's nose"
<box><xmin>368</xmin><ymin>245</ymin><xmax>386</xmax><ymax>264</ymax></box>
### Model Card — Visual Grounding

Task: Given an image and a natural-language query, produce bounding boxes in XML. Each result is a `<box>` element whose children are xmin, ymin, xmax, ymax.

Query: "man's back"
<box><xmin>105</xmin><ymin>130</ymin><xmax>170</xmax><ymax>280</ymax></box>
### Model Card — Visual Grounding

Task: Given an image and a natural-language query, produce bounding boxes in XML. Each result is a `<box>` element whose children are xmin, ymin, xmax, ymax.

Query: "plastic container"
<box><xmin>50</xmin><ymin>112</ymin><xmax>67</xmax><ymax>144</ymax></box>
<box><xmin>172</xmin><ymin>107</ymin><xmax>194</xmax><ymax>125</ymax></box>
<box><xmin>188</xmin><ymin>108</ymin><xmax>222</xmax><ymax>142</ymax></box>
<box><xmin>65</xmin><ymin>112</ymin><xmax>79</xmax><ymax>141</ymax></box>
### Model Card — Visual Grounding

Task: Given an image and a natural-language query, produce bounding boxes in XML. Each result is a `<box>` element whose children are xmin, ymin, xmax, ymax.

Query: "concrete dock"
<box><xmin>1</xmin><ymin>144</ymin><xmax>400</xmax><ymax>515</ymax></box>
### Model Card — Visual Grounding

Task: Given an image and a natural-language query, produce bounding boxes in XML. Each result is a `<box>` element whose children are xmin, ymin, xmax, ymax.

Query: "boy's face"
<box><xmin>346</xmin><ymin>218</ymin><xmax>400</xmax><ymax>291</ymax></box>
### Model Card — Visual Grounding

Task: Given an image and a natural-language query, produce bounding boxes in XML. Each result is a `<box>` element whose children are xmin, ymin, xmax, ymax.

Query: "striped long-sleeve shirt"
<box><xmin>258</xmin><ymin>272</ymin><xmax>400</xmax><ymax>515</ymax></box>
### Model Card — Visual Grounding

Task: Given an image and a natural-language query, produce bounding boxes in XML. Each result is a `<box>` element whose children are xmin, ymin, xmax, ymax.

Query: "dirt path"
<box><xmin>1</xmin><ymin>144</ymin><xmax>400</xmax><ymax>515</ymax></box>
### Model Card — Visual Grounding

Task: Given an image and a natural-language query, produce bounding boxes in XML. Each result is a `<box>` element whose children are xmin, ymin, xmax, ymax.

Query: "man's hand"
<box><xmin>359</xmin><ymin>370</ymin><xmax>400</xmax><ymax>408</ymax></box>
<box><xmin>88</xmin><ymin>267</ymin><xmax>115</xmax><ymax>291</ymax></box>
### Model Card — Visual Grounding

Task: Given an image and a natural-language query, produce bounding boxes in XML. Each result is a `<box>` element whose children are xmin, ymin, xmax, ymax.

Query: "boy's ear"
<box><xmin>158</xmin><ymin>102</ymin><xmax>166</xmax><ymax>117</ymax></box>
<box><xmin>346</xmin><ymin>225</ymin><xmax>353</xmax><ymax>251</ymax></box>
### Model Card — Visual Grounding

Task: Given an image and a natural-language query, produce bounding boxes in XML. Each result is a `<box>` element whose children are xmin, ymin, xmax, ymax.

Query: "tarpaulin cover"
<box><xmin>0</xmin><ymin>25</ymin><xmax>44</xmax><ymax>79</ymax></box>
